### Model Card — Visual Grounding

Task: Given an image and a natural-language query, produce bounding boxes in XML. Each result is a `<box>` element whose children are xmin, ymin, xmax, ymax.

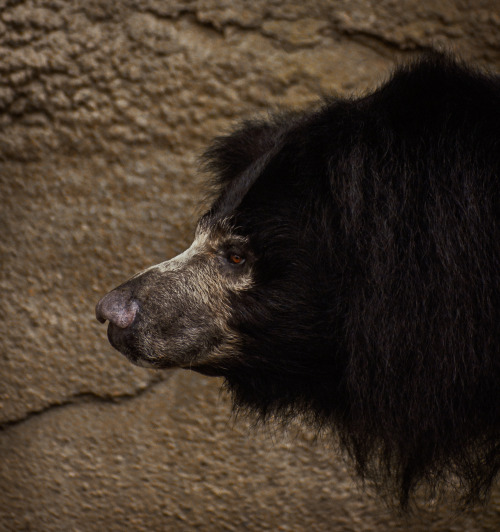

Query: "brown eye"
<box><xmin>228</xmin><ymin>253</ymin><xmax>245</xmax><ymax>265</ymax></box>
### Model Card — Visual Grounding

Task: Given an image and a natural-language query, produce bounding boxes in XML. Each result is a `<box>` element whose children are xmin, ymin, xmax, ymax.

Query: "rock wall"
<box><xmin>1</xmin><ymin>1</ymin><xmax>499</xmax><ymax>530</ymax></box>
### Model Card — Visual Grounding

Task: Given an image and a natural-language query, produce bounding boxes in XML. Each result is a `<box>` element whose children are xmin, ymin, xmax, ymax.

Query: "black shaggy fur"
<box><xmin>203</xmin><ymin>55</ymin><xmax>500</xmax><ymax>508</ymax></box>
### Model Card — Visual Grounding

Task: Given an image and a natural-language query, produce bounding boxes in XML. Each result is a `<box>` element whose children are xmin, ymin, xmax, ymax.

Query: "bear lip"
<box><xmin>106</xmin><ymin>322</ymin><xmax>141</xmax><ymax>363</ymax></box>
<box><xmin>106</xmin><ymin>322</ymin><xmax>184</xmax><ymax>370</ymax></box>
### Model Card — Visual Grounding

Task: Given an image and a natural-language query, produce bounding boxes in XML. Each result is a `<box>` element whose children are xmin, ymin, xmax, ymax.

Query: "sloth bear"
<box><xmin>96</xmin><ymin>55</ymin><xmax>500</xmax><ymax>508</ymax></box>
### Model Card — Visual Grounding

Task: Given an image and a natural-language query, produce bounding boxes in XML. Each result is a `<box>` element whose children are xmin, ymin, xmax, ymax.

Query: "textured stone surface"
<box><xmin>1</xmin><ymin>372</ymin><xmax>500</xmax><ymax>531</ymax></box>
<box><xmin>1</xmin><ymin>0</ymin><xmax>499</xmax><ymax>529</ymax></box>
<box><xmin>1</xmin><ymin>150</ymin><xmax>199</xmax><ymax>423</ymax></box>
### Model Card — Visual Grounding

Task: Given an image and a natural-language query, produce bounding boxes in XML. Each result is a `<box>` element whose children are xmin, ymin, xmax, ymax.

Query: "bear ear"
<box><xmin>201</xmin><ymin>118</ymin><xmax>283</xmax><ymax>190</ymax></box>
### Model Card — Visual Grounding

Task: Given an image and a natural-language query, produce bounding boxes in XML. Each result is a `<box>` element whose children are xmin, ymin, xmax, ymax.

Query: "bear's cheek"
<box><xmin>139</xmin><ymin>309</ymin><xmax>223</xmax><ymax>365</ymax></box>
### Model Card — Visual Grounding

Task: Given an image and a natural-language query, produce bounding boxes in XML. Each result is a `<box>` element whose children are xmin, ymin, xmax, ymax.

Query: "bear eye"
<box><xmin>227</xmin><ymin>253</ymin><xmax>245</xmax><ymax>265</ymax></box>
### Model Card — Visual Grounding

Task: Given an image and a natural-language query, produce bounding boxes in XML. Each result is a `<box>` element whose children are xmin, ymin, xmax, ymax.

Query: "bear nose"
<box><xmin>95</xmin><ymin>290</ymin><xmax>139</xmax><ymax>329</ymax></box>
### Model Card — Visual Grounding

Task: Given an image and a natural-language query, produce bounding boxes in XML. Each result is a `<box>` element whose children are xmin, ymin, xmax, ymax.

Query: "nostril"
<box><xmin>95</xmin><ymin>290</ymin><xmax>139</xmax><ymax>329</ymax></box>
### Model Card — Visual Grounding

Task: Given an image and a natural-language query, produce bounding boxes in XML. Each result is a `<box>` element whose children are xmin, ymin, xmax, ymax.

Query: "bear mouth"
<box><xmin>102</xmin><ymin>306</ymin><xmax>232</xmax><ymax>375</ymax></box>
<box><xmin>106</xmin><ymin>322</ymin><xmax>151</xmax><ymax>367</ymax></box>
<box><xmin>106</xmin><ymin>322</ymin><xmax>190</xmax><ymax>370</ymax></box>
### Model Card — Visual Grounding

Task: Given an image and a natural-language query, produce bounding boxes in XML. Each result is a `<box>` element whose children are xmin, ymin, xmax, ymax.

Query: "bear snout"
<box><xmin>95</xmin><ymin>290</ymin><xmax>139</xmax><ymax>329</ymax></box>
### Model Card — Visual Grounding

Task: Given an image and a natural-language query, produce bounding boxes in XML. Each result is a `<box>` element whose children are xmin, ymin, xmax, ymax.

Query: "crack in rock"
<box><xmin>0</xmin><ymin>375</ymin><xmax>167</xmax><ymax>433</ymax></box>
